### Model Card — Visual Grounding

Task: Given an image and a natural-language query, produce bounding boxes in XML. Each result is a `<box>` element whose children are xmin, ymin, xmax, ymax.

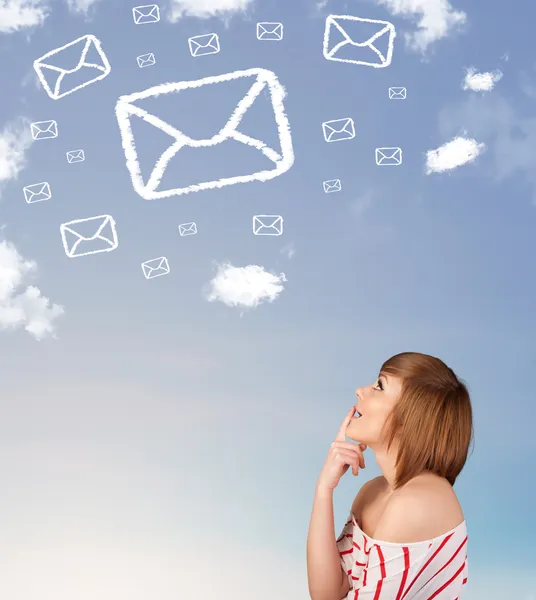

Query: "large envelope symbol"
<box><xmin>188</xmin><ymin>33</ymin><xmax>220</xmax><ymax>57</ymax></box>
<box><xmin>323</xmin><ymin>179</ymin><xmax>341</xmax><ymax>193</ymax></box>
<box><xmin>133</xmin><ymin>4</ymin><xmax>160</xmax><ymax>24</ymax></box>
<box><xmin>322</xmin><ymin>117</ymin><xmax>355</xmax><ymax>142</ymax></box>
<box><xmin>31</xmin><ymin>120</ymin><xmax>58</xmax><ymax>140</ymax></box>
<box><xmin>257</xmin><ymin>22</ymin><xmax>284</xmax><ymax>40</ymax></box>
<box><xmin>141</xmin><ymin>257</ymin><xmax>170</xmax><ymax>279</ymax></box>
<box><xmin>60</xmin><ymin>214</ymin><xmax>118</xmax><ymax>258</ymax></box>
<box><xmin>389</xmin><ymin>87</ymin><xmax>406</xmax><ymax>99</ymax></box>
<box><xmin>253</xmin><ymin>214</ymin><xmax>283</xmax><ymax>236</ymax></box>
<box><xmin>115</xmin><ymin>68</ymin><xmax>295</xmax><ymax>199</ymax></box>
<box><xmin>33</xmin><ymin>35</ymin><xmax>111</xmax><ymax>100</ymax></box>
<box><xmin>323</xmin><ymin>15</ymin><xmax>396</xmax><ymax>68</ymax></box>
<box><xmin>23</xmin><ymin>182</ymin><xmax>51</xmax><ymax>204</ymax></box>
<box><xmin>375</xmin><ymin>147</ymin><xmax>402</xmax><ymax>166</ymax></box>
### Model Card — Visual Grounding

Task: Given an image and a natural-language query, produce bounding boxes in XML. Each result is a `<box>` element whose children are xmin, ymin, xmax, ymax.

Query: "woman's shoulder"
<box><xmin>372</xmin><ymin>474</ymin><xmax>465</xmax><ymax>544</ymax></box>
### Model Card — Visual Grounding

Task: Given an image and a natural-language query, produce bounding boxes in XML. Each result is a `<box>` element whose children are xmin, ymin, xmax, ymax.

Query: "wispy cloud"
<box><xmin>0</xmin><ymin>117</ymin><xmax>34</xmax><ymax>197</ymax></box>
<box><xmin>375</xmin><ymin>0</ymin><xmax>467</xmax><ymax>53</ymax></box>
<box><xmin>0</xmin><ymin>240</ymin><xmax>64</xmax><ymax>340</ymax></box>
<box><xmin>462</xmin><ymin>67</ymin><xmax>503</xmax><ymax>92</ymax></box>
<box><xmin>204</xmin><ymin>262</ymin><xmax>286</xmax><ymax>310</ymax></box>
<box><xmin>425</xmin><ymin>136</ymin><xmax>486</xmax><ymax>174</ymax></box>
<box><xmin>280</xmin><ymin>242</ymin><xmax>295</xmax><ymax>260</ymax></box>
<box><xmin>438</xmin><ymin>92</ymin><xmax>536</xmax><ymax>203</ymax></box>
<box><xmin>168</xmin><ymin>0</ymin><xmax>254</xmax><ymax>21</ymax></box>
<box><xmin>65</xmin><ymin>0</ymin><xmax>102</xmax><ymax>14</ymax></box>
<box><xmin>0</xmin><ymin>0</ymin><xmax>103</xmax><ymax>31</ymax></box>
<box><xmin>0</xmin><ymin>0</ymin><xmax>47</xmax><ymax>33</ymax></box>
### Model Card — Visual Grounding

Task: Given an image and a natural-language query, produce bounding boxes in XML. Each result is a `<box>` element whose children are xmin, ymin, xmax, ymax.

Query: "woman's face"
<box><xmin>345</xmin><ymin>372</ymin><xmax>403</xmax><ymax>447</ymax></box>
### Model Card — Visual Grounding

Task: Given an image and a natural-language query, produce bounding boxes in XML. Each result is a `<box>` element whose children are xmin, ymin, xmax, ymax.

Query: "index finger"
<box><xmin>336</xmin><ymin>406</ymin><xmax>356</xmax><ymax>441</ymax></box>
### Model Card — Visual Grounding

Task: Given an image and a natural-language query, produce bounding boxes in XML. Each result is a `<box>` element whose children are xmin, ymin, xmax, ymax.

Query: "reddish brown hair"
<box><xmin>379</xmin><ymin>352</ymin><xmax>474</xmax><ymax>490</ymax></box>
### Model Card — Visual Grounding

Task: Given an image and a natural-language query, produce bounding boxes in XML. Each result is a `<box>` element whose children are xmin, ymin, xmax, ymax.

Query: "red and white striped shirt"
<box><xmin>337</xmin><ymin>512</ymin><xmax>468</xmax><ymax>599</ymax></box>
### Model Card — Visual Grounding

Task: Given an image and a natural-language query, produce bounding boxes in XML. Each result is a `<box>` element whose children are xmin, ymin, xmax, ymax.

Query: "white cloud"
<box><xmin>205</xmin><ymin>262</ymin><xmax>286</xmax><ymax>309</ymax></box>
<box><xmin>0</xmin><ymin>118</ymin><xmax>33</xmax><ymax>194</ymax></box>
<box><xmin>426</xmin><ymin>136</ymin><xmax>485</xmax><ymax>174</ymax></box>
<box><xmin>65</xmin><ymin>0</ymin><xmax>101</xmax><ymax>14</ymax></box>
<box><xmin>437</xmin><ymin>93</ymin><xmax>536</xmax><ymax>204</ymax></box>
<box><xmin>462</xmin><ymin>67</ymin><xmax>503</xmax><ymax>92</ymax></box>
<box><xmin>0</xmin><ymin>0</ymin><xmax>47</xmax><ymax>33</ymax></box>
<box><xmin>376</xmin><ymin>0</ymin><xmax>467</xmax><ymax>52</ymax></box>
<box><xmin>0</xmin><ymin>240</ymin><xmax>64</xmax><ymax>340</ymax></box>
<box><xmin>168</xmin><ymin>0</ymin><xmax>253</xmax><ymax>20</ymax></box>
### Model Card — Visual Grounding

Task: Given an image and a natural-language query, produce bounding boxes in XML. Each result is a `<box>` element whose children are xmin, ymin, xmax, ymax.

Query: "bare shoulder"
<box><xmin>351</xmin><ymin>476</ymin><xmax>386</xmax><ymax>515</ymax></box>
<box><xmin>372</xmin><ymin>474</ymin><xmax>465</xmax><ymax>544</ymax></box>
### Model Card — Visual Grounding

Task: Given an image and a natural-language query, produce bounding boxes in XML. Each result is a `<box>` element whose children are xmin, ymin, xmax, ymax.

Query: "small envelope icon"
<box><xmin>253</xmin><ymin>214</ymin><xmax>283</xmax><ymax>236</ymax></box>
<box><xmin>60</xmin><ymin>214</ymin><xmax>118</xmax><ymax>258</ymax></box>
<box><xmin>323</xmin><ymin>179</ymin><xmax>342</xmax><ymax>193</ymax></box>
<box><xmin>389</xmin><ymin>87</ymin><xmax>406</xmax><ymax>99</ymax></box>
<box><xmin>115</xmin><ymin>68</ymin><xmax>294</xmax><ymax>199</ymax></box>
<box><xmin>375</xmin><ymin>147</ymin><xmax>402</xmax><ymax>166</ymax></box>
<box><xmin>323</xmin><ymin>15</ymin><xmax>396</xmax><ymax>68</ymax></box>
<box><xmin>322</xmin><ymin>117</ymin><xmax>355</xmax><ymax>143</ymax></box>
<box><xmin>23</xmin><ymin>182</ymin><xmax>51</xmax><ymax>204</ymax></box>
<box><xmin>179</xmin><ymin>222</ymin><xmax>197</xmax><ymax>236</ymax></box>
<box><xmin>141</xmin><ymin>256</ymin><xmax>170</xmax><ymax>279</ymax></box>
<box><xmin>188</xmin><ymin>33</ymin><xmax>220</xmax><ymax>57</ymax></box>
<box><xmin>137</xmin><ymin>53</ymin><xmax>156</xmax><ymax>68</ymax></box>
<box><xmin>133</xmin><ymin>4</ymin><xmax>160</xmax><ymax>24</ymax></box>
<box><xmin>31</xmin><ymin>120</ymin><xmax>58</xmax><ymax>140</ymax></box>
<box><xmin>67</xmin><ymin>149</ymin><xmax>85</xmax><ymax>163</ymax></box>
<box><xmin>33</xmin><ymin>35</ymin><xmax>111</xmax><ymax>100</ymax></box>
<box><xmin>257</xmin><ymin>22</ymin><xmax>284</xmax><ymax>41</ymax></box>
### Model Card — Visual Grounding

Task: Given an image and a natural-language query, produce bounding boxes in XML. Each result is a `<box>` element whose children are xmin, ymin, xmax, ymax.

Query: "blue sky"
<box><xmin>0</xmin><ymin>0</ymin><xmax>535</xmax><ymax>598</ymax></box>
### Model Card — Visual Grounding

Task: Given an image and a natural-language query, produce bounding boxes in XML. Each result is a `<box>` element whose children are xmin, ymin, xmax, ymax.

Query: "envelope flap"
<box><xmin>190</xmin><ymin>34</ymin><xmax>217</xmax><ymax>48</ymax></box>
<box><xmin>326</xmin><ymin>17</ymin><xmax>393</xmax><ymax>60</ymax></box>
<box><xmin>257</xmin><ymin>215</ymin><xmax>281</xmax><ymax>227</ymax></box>
<box><xmin>32</xmin><ymin>121</ymin><xmax>56</xmax><ymax>133</ymax></box>
<box><xmin>259</xmin><ymin>22</ymin><xmax>282</xmax><ymax>33</ymax></box>
<box><xmin>378</xmin><ymin>147</ymin><xmax>400</xmax><ymax>158</ymax></box>
<box><xmin>62</xmin><ymin>216</ymin><xmax>111</xmax><ymax>241</ymax></box>
<box><xmin>37</xmin><ymin>36</ymin><xmax>93</xmax><ymax>73</ymax></box>
<box><xmin>324</xmin><ymin>119</ymin><xmax>351</xmax><ymax>133</ymax></box>
<box><xmin>136</xmin><ymin>4</ymin><xmax>158</xmax><ymax>16</ymax></box>
<box><xmin>118</xmin><ymin>72</ymin><xmax>266</xmax><ymax>143</ymax></box>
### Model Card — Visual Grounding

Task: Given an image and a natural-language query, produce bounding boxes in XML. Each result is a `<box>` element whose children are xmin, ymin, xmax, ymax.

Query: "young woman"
<box><xmin>306</xmin><ymin>352</ymin><xmax>473</xmax><ymax>600</ymax></box>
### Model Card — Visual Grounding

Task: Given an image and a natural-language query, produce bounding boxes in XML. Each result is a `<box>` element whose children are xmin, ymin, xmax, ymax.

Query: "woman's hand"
<box><xmin>316</xmin><ymin>406</ymin><xmax>367</xmax><ymax>492</ymax></box>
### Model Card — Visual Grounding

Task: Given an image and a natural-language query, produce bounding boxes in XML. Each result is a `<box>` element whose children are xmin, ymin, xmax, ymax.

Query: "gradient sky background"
<box><xmin>0</xmin><ymin>0</ymin><xmax>535</xmax><ymax>598</ymax></box>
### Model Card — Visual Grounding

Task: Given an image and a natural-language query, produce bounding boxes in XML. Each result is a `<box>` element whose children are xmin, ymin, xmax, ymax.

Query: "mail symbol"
<box><xmin>66</xmin><ymin>149</ymin><xmax>85</xmax><ymax>163</ymax></box>
<box><xmin>141</xmin><ymin>256</ymin><xmax>170</xmax><ymax>279</ymax></box>
<box><xmin>375</xmin><ymin>147</ymin><xmax>402</xmax><ymax>166</ymax></box>
<box><xmin>257</xmin><ymin>22</ymin><xmax>284</xmax><ymax>41</ymax></box>
<box><xmin>133</xmin><ymin>4</ymin><xmax>160</xmax><ymax>24</ymax></box>
<box><xmin>33</xmin><ymin>35</ymin><xmax>111</xmax><ymax>100</ymax></box>
<box><xmin>115</xmin><ymin>68</ymin><xmax>294</xmax><ymax>199</ymax></box>
<box><xmin>188</xmin><ymin>33</ymin><xmax>220</xmax><ymax>57</ymax></box>
<box><xmin>322</xmin><ymin>117</ymin><xmax>355</xmax><ymax>143</ymax></box>
<box><xmin>323</xmin><ymin>179</ymin><xmax>342</xmax><ymax>193</ymax></box>
<box><xmin>179</xmin><ymin>222</ymin><xmax>197</xmax><ymax>236</ymax></box>
<box><xmin>137</xmin><ymin>53</ymin><xmax>156</xmax><ymax>68</ymax></box>
<box><xmin>23</xmin><ymin>182</ymin><xmax>51</xmax><ymax>204</ymax></box>
<box><xmin>323</xmin><ymin>14</ymin><xmax>396</xmax><ymax>68</ymax></box>
<box><xmin>253</xmin><ymin>215</ymin><xmax>283</xmax><ymax>236</ymax></box>
<box><xmin>389</xmin><ymin>87</ymin><xmax>406</xmax><ymax>99</ymax></box>
<box><xmin>60</xmin><ymin>214</ymin><xmax>118</xmax><ymax>258</ymax></box>
<box><xmin>31</xmin><ymin>120</ymin><xmax>58</xmax><ymax>141</ymax></box>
